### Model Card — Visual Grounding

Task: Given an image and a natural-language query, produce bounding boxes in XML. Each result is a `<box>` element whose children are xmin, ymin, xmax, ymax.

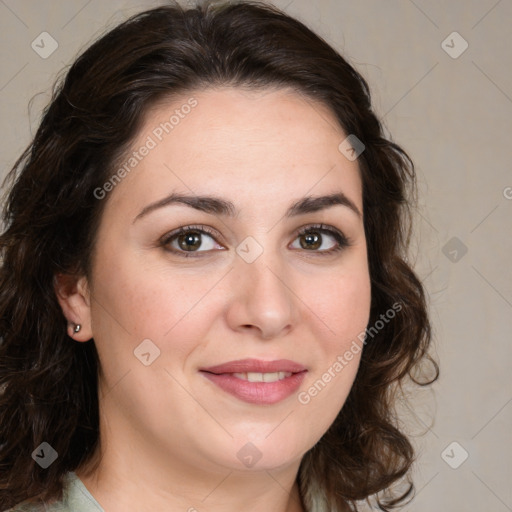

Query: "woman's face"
<box><xmin>78</xmin><ymin>87</ymin><xmax>371</xmax><ymax>476</ymax></box>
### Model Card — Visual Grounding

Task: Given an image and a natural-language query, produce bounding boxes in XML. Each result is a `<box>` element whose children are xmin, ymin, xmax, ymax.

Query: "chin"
<box><xmin>215</xmin><ymin>432</ymin><xmax>311</xmax><ymax>472</ymax></box>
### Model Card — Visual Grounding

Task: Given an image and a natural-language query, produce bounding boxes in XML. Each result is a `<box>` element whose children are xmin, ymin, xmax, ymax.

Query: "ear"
<box><xmin>54</xmin><ymin>273</ymin><xmax>93</xmax><ymax>342</ymax></box>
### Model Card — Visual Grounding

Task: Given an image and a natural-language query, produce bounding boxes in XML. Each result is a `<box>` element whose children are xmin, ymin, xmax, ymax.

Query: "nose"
<box><xmin>225</xmin><ymin>253</ymin><xmax>299</xmax><ymax>340</ymax></box>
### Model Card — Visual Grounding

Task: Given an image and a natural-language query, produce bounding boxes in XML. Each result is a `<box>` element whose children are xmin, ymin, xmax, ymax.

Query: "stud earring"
<box><xmin>73</xmin><ymin>324</ymin><xmax>82</xmax><ymax>334</ymax></box>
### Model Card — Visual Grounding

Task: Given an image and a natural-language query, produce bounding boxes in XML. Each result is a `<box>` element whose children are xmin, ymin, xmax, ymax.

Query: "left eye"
<box><xmin>290</xmin><ymin>228</ymin><xmax>340</xmax><ymax>252</ymax></box>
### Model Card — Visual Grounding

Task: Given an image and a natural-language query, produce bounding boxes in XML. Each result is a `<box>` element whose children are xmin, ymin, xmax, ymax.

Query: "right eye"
<box><xmin>160</xmin><ymin>225</ymin><xmax>225</xmax><ymax>257</ymax></box>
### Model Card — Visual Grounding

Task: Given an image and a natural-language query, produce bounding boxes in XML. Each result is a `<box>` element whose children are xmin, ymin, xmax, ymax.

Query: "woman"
<box><xmin>0</xmin><ymin>1</ymin><xmax>438</xmax><ymax>511</ymax></box>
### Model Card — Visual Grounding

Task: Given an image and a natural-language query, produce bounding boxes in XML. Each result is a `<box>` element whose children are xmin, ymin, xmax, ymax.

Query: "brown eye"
<box><xmin>299</xmin><ymin>232</ymin><xmax>322</xmax><ymax>250</ymax></box>
<box><xmin>177</xmin><ymin>231</ymin><xmax>202</xmax><ymax>251</ymax></box>
<box><xmin>291</xmin><ymin>224</ymin><xmax>351</xmax><ymax>255</ymax></box>
<box><xmin>160</xmin><ymin>225</ymin><xmax>223</xmax><ymax>257</ymax></box>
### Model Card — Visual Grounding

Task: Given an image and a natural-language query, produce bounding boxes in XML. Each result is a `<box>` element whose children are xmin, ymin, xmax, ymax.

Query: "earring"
<box><xmin>73</xmin><ymin>324</ymin><xmax>82</xmax><ymax>334</ymax></box>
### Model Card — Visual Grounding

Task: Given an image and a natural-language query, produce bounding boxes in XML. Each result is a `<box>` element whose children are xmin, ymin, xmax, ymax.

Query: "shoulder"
<box><xmin>6</xmin><ymin>472</ymin><xmax>91</xmax><ymax>512</ymax></box>
<box><xmin>5</xmin><ymin>500</ymin><xmax>66</xmax><ymax>511</ymax></box>
<box><xmin>6</xmin><ymin>497</ymin><xmax>68</xmax><ymax>512</ymax></box>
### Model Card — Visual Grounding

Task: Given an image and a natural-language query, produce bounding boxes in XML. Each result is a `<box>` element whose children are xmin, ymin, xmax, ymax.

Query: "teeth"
<box><xmin>232</xmin><ymin>372</ymin><xmax>292</xmax><ymax>382</ymax></box>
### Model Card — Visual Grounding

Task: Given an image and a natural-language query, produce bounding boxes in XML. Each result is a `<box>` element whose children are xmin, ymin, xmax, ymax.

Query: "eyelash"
<box><xmin>159</xmin><ymin>223</ymin><xmax>352</xmax><ymax>258</ymax></box>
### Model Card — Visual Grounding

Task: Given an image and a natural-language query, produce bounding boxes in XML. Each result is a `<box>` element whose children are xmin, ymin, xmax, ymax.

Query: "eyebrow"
<box><xmin>133</xmin><ymin>191</ymin><xmax>362</xmax><ymax>223</ymax></box>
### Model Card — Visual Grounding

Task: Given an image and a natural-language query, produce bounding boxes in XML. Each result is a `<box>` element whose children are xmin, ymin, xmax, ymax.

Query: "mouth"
<box><xmin>199</xmin><ymin>359</ymin><xmax>307</xmax><ymax>405</ymax></box>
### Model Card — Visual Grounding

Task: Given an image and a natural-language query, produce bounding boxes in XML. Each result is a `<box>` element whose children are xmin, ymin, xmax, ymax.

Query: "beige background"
<box><xmin>1</xmin><ymin>1</ymin><xmax>511</xmax><ymax>510</ymax></box>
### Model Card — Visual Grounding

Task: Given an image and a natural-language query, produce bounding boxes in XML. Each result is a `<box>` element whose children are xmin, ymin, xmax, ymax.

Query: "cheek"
<box><xmin>325</xmin><ymin>274</ymin><xmax>371</xmax><ymax>340</ymax></box>
<box><xmin>307</xmin><ymin>273</ymin><xmax>370</xmax><ymax>374</ymax></box>
<box><xmin>293</xmin><ymin>258</ymin><xmax>371</xmax><ymax>428</ymax></box>
<box><xmin>304</xmin><ymin>256</ymin><xmax>371</xmax><ymax>349</ymax></box>
<box><xmin>89</xmin><ymin>246</ymin><xmax>222</xmax><ymax>360</ymax></box>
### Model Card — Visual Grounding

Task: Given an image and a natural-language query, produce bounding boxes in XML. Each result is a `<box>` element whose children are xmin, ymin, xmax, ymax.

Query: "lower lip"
<box><xmin>201</xmin><ymin>371</ymin><xmax>307</xmax><ymax>405</ymax></box>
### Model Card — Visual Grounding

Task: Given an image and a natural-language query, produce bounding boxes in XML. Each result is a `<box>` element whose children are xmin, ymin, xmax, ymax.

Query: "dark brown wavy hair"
<box><xmin>0</xmin><ymin>1</ymin><xmax>438</xmax><ymax>510</ymax></box>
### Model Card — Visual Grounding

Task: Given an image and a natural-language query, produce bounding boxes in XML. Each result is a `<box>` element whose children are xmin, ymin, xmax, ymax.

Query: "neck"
<box><xmin>76</xmin><ymin>440</ymin><xmax>305</xmax><ymax>512</ymax></box>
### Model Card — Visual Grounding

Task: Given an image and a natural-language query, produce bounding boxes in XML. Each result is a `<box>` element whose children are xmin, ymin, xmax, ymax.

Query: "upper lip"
<box><xmin>200</xmin><ymin>358</ymin><xmax>307</xmax><ymax>374</ymax></box>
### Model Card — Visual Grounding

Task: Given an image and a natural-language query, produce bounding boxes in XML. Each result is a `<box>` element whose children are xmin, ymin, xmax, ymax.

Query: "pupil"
<box><xmin>179</xmin><ymin>232</ymin><xmax>201</xmax><ymax>251</ymax></box>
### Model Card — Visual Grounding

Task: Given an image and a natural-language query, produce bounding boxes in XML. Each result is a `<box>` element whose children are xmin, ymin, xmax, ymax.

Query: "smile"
<box><xmin>232</xmin><ymin>371</ymin><xmax>293</xmax><ymax>382</ymax></box>
<box><xmin>199</xmin><ymin>358</ymin><xmax>308</xmax><ymax>405</ymax></box>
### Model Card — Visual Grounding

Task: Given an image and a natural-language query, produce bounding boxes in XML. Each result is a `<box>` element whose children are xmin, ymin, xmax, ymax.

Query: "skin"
<box><xmin>56</xmin><ymin>86</ymin><xmax>371</xmax><ymax>512</ymax></box>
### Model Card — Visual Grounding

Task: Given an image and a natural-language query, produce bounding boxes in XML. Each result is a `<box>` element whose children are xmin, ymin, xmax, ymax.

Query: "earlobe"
<box><xmin>54</xmin><ymin>273</ymin><xmax>93</xmax><ymax>342</ymax></box>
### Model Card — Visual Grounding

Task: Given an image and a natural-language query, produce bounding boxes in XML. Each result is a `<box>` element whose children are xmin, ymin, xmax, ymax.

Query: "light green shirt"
<box><xmin>8</xmin><ymin>472</ymin><xmax>104</xmax><ymax>512</ymax></box>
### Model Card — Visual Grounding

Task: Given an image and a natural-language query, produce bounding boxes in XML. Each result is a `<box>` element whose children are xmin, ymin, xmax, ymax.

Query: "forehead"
<box><xmin>104</xmin><ymin>86</ymin><xmax>363</xmax><ymax>216</ymax></box>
